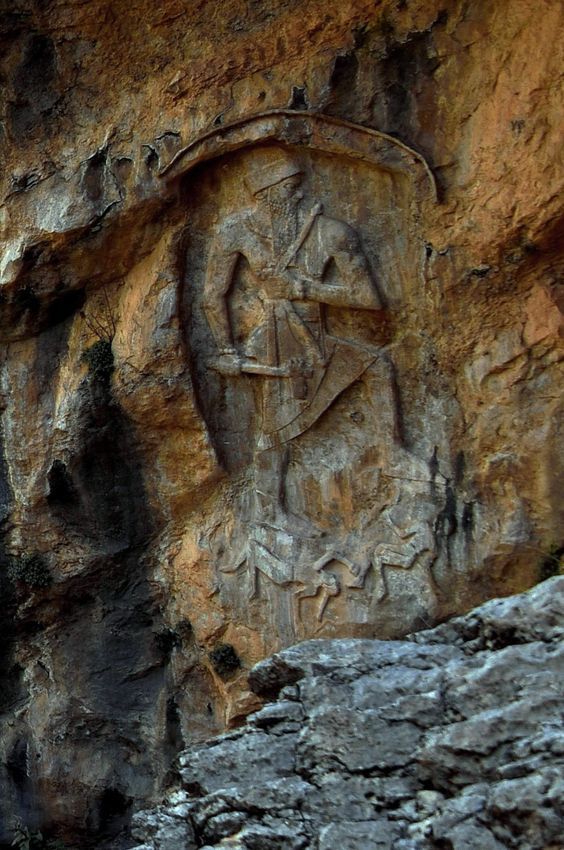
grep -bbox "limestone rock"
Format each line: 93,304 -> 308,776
130,578 -> 564,850
0,0 -> 562,843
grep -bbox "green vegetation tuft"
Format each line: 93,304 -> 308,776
538,544 -> 563,583
11,822 -> 73,850
209,643 -> 241,679
7,554 -> 52,589
81,339 -> 114,378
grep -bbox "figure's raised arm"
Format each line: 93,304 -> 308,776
304,220 -> 382,311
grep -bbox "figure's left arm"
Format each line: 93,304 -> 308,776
304,223 -> 382,310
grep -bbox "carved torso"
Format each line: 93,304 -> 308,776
205,205 -> 380,445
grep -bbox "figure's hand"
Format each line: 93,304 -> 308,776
287,357 -> 313,378
259,267 -> 306,300
211,351 -> 242,376
289,279 -> 307,300
267,273 -> 297,299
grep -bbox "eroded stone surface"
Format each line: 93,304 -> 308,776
130,578 -> 564,850
0,0 -> 563,843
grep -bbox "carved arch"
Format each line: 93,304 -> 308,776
159,109 -> 436,203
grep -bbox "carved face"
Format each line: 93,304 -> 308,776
271,174 -> 303,201
260,174 -> 303,216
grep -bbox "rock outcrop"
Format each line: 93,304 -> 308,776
1,0 -> 563,843
131,577 -> 564,850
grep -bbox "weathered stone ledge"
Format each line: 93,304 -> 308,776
129,576 -> 564,850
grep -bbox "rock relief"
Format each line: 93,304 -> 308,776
177,114 -> 441,631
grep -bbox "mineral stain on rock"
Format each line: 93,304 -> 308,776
8,33 -> 59,139
0,0 -> 562,845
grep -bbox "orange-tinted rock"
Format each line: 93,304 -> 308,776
0,0 -> 562,844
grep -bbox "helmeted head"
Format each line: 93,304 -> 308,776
244,146 -> 303,197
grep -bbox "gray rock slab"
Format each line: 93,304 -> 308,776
130,579 -> 564,850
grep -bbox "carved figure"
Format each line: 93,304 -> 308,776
289,494 -> 437,620
202,146 -> 386,608
203,146 -> 382,449
372,497 -> 438,600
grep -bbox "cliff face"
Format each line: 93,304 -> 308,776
0,0 -> 562,845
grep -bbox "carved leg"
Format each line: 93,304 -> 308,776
313,550 -> 370,591
252,445 -> 284,525
295,573 -> 340,622
312,551 -> 337,573
346,555 -> 371,588
372,544 -> 435,604
372,562 -> 389,604
370,545 -> 397,603
317,575 -> 340,622
249,561 -> 259,600
253,446 -> 320,538
419,549 -> 440,598
245,538 -> 260,599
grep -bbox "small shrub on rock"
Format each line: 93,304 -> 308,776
538,544 -> 563,582
209,643 -> 241,679
154,628 -> 181,659
8,554 -> 52,589
82,339 -> 114,378
11,822 -> 44,850
11,822 -> 70,850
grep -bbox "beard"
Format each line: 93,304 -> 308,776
266,192 -> 300,255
